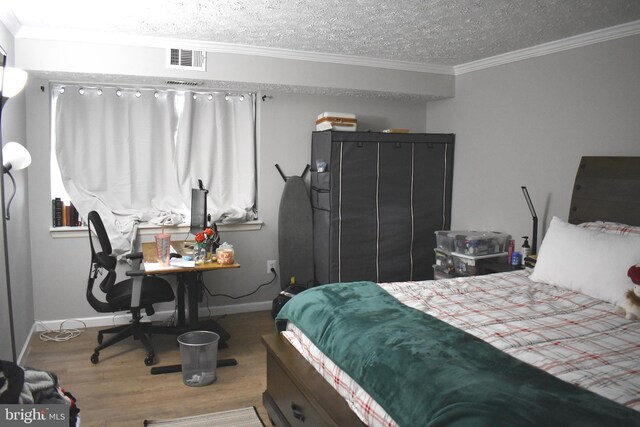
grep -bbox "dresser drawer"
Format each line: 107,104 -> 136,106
262,334 -> 366,427
267,353 -> 325,426
263,390 -> 291,427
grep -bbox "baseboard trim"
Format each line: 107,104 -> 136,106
33,301 -> 273,332
17,322 -> 38,365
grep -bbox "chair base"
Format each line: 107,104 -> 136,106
90,313 -> 179,366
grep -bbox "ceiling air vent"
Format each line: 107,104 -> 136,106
168,48 -> 206,71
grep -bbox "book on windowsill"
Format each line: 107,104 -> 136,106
52,198 -> 63,227
51,199 -> 82,227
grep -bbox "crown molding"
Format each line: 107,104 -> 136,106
11,18 -> 640,78
15,25 -> 455,75
0,7 -> 21,36
455,19 -> 640,75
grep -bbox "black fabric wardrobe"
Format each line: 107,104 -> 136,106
311,131 -> 455,284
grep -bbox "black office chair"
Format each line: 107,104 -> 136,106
87,210 -> 175,366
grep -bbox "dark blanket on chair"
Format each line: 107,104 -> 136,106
276,281 -> 640,427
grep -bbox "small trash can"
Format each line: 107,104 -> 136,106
177,331 -> 219,387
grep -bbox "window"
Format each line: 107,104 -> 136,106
50,84 -> 257,252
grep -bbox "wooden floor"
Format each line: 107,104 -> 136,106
23,311 -> 276,427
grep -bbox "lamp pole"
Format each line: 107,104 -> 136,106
0,50 -> 17,362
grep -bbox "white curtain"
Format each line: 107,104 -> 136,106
174,92 -> 256,222
52,85 -> 256,254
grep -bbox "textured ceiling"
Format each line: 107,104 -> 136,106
6,0 -> 640,66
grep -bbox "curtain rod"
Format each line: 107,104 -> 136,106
50,82 -> 255,98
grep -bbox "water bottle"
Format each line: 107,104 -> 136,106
511,251 -> 521,266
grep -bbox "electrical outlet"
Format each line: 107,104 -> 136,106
267,260 -> 277,274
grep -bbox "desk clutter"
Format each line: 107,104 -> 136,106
216,243 -> 235,265
145,241 -> 235,271
148,224 -> 235,270
192,225 -> 221,264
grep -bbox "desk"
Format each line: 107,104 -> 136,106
141,241 -> 240,345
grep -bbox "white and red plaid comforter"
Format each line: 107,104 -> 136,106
282,270 -> 640,427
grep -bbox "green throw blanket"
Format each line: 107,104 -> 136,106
276,281 -> 640,427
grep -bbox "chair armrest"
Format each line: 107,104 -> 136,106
126,269 -> 145,277
125,252 -> 144,260
126,253 -> 143,277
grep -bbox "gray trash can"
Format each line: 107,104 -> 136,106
177,331 -> 219,387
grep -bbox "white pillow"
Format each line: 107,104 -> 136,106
530,216 -> 640,306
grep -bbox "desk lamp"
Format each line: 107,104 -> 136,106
521,186 -> 538,255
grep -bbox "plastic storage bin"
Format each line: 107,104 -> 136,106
435,231 -> 461,252
433,266 -> 456,280
457,232 -> 510,255
178,331 -> 219,387
435,230 -> 510,256
434,249 -> 454,274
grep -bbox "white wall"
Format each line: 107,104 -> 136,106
426,34 -> 640,249
26,81 -> 427,322
0,21 -> 32,361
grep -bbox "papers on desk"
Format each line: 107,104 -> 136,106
144,257 -> 195,272
170,258 -> 195,268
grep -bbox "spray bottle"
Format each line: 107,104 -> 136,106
521,236 -> 531,265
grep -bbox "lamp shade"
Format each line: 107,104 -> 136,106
2,142 -> 31,172
0,67 -> 28,98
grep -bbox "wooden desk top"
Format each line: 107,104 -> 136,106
141,241 -> 240,274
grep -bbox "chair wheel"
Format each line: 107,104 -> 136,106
144,353 -> 155,366
91,352 -> 100,364
97,333 -> 103,344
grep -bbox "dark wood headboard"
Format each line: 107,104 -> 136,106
568,156 -> 640,226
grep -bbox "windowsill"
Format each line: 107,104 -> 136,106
50,220 -> 264,238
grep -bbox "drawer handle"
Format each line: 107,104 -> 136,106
291,403 -> 306,422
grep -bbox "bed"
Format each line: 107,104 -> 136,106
262,156 -> 640,426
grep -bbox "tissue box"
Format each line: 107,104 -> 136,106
316,112 -> 357,131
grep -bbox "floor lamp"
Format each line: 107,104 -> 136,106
0,50 -> 29,362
